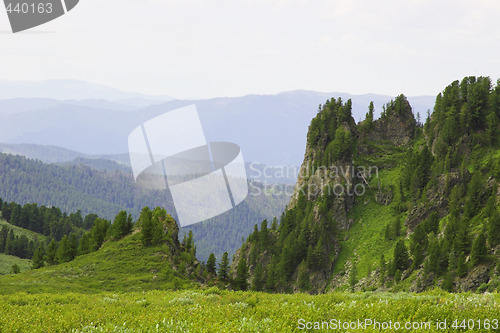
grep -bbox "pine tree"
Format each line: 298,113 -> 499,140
57,235 -> 71,263
69,233 -> 78,261
271,217 -> 278,231
90,218 -> 110,251
410,224 -> 427,269
0,226 -> 8,253
45,239 -> 58,265
426,238 -> 440,274
456,252 -> 467,277
260,219 -> 269,249
4,229 -> 15,255
78,233 -> 91,255
140,207 -> 154,246
110,210 -> 133,240
265,262 -> 276,292
32,245 -> 45,269
218,252 -> 230,282
488,210 -> 500,247
470,231 -> 487,266
234,257 -> 249,291
206,253 -> 216,275
251,263 -> 265,291
297,264 -> 310,291
393,240 -> 409,271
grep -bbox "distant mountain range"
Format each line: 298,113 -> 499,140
0,81 -> 435,167
0,79 -> 172,105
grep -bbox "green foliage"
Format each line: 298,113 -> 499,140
410,224 -> 427,269
251,263 -> 265,291
206,253 -> 216,275
0,291 -> 497,332
31,245 -> 44,269
217,252 -> 230,282
393,240 -> 409,271
45,239 -> 58,265
10,264 -> 20,274
470,231 -> 488,266
109,210 -> 133,240
0,153 -> 168,221
234,257 -> 249,291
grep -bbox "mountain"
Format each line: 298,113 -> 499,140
232,76 -> 500,293
0,153 -> 289,262
0,79 -> 172,103
0,89 -> 434,166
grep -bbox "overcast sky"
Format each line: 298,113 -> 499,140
1,0 -> 499,99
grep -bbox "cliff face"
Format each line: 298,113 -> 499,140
230,96 -> 419,293
231,80 -> 500,294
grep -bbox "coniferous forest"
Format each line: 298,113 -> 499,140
0,77 -> 499,331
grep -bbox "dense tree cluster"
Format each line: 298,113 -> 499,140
308,98 -> 357,167
235,76 -> 500,293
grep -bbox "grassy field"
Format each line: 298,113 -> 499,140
0,289 -> 498,332
0,253 -> 31,274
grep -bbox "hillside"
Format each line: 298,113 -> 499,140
0,223 -> 198,294
232,76 -> 500,294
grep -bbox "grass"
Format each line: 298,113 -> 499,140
0,289 -> 498,332
0,253 -> 31,274
332,166 -> 407,285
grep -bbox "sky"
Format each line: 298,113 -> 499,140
1,0 -> 499,99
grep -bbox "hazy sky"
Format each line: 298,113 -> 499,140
1,0 -> 499,99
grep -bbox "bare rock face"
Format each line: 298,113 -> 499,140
361,98 -> 417,147
458,265 -> 491,292
404,170 -> 469,231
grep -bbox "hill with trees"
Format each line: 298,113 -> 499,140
231,76 -> 500,293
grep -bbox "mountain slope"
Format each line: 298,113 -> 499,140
232,77 -> 500,294
0,229 -> 198,294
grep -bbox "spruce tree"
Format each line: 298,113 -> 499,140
69,233 -> 78,261
488,210 -> 500,247
32,245 -> 45,269
252,263 -> 264,291
45,239 -> 58,265
140,207 -> 154,246
206,253 -> 216,275
456,252 -> 467,277
110,210 -> 133,240
57,235 -> 71,263
393,240 -> 409,271
4,229 -> 15,255
470,232 -> 487,266
218,252 -> 230,282
234,257 -> 249,291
